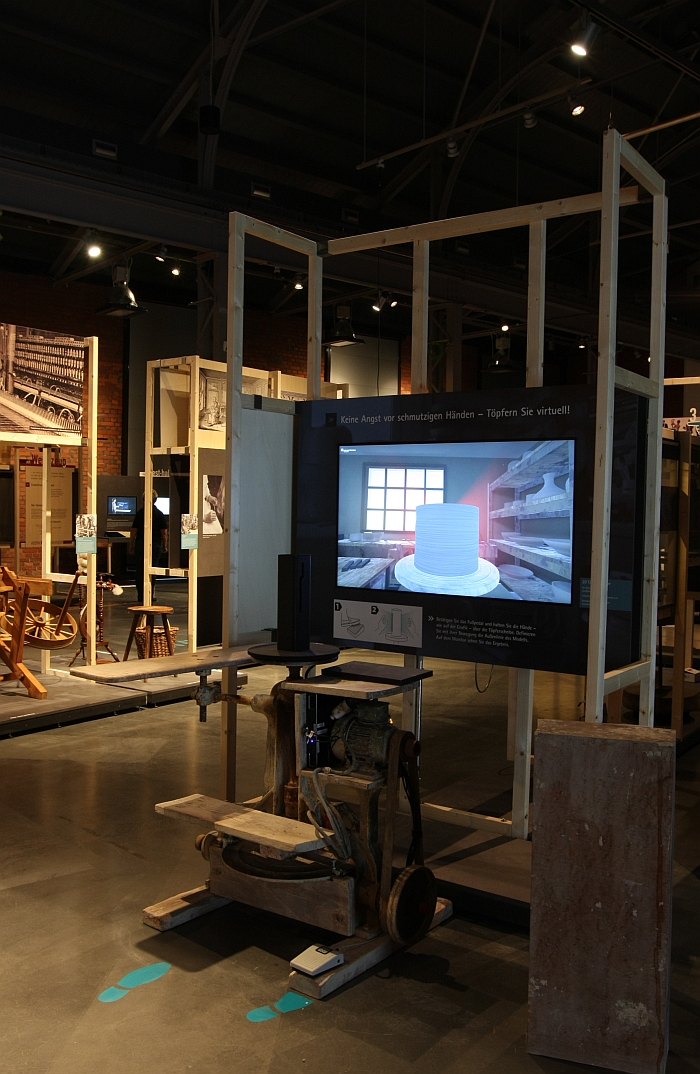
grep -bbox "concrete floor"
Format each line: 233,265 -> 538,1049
2,646 -> 700,1074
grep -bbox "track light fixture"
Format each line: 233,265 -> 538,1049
155,245 -> 167,262
569,95 -> 585,117
489,335 -> 514,373
294,274 -> 305,290
87,243 -> 102,258
171,261 -> 181,276
523,110 -> 537,129
325,305 -> 365,347
446,139 -> 459,158
97,264 -> 146,318
372,293 -> 386,312
501,324 -> 509,333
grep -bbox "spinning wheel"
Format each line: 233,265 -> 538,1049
1,599 -> 77,650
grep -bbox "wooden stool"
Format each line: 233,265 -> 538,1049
123,605 -> 175,661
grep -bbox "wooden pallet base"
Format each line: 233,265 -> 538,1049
142,883 -> 231,931
287,896 -> 454,1000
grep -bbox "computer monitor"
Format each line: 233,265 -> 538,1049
154,496 -> 170,516
107,495 -> 136,516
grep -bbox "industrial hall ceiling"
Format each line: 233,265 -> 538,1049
0,0 -> 699,366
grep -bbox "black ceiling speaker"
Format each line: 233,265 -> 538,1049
199,105 -> 220,135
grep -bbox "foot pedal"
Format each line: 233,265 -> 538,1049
290,945 -> 345,977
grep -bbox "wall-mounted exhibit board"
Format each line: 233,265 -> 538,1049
295,385 -> 647,677
145,355 -> 293,649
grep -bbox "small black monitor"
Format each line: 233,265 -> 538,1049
107,495 -> 137,516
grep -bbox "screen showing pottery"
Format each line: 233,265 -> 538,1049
337,440 -> 574,602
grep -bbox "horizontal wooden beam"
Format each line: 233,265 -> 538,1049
614,365 -> 660,399
327,188 -> 640,255
664,376 -> 700,385
603,659 -> 651,696
620,139 -> 665,199
239,213 -> 317,256
400,798 -> 513,836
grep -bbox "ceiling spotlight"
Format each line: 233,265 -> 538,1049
390,295 -> 398,308
523,110 -> 537,129
171,261 -> 181,276
569,96 -> 585,117
155,245 -> 167,262
373,291 -> 389,312
87,243 -> 102,258
446,139 -> 459,158
501,324 -> 509,333
489,335 -> 514,372
294,274 -> 305,290
579,341 -> 586,349
96,265 -> 147,318
571,17 -> 598,58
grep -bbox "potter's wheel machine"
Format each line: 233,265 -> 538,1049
148,556 -> 450,998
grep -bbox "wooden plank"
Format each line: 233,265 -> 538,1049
528,720 -> 674,1073
288,897 -> 453,999
326,187 -> 639,255
142,884 -> 231,931
284,678 -> 415,700
614,365 -> 659,400
406,799 -> 512,836
155,793 -> 249,825
526,219 -> 546,387
241,213 -> 317,256
69,645 -> 255,683
214,810 -> 331,852
511,666 -> 533,839
208,845 -> 354,933
603,659 -> 651,695
620,138 -> 665,199
585,129 -> 621,724
411,239 -> 429,394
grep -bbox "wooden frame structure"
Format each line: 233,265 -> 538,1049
223,212 -> 323,799
322,128 -> 667,840
144,353 -> 229,653
3,336 -> 98,670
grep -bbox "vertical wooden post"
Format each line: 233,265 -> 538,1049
585,129 -> 621,723
507,219 -> 546,822
221,211 -> 245,801
638,186 -> 667,728
411,240 -> 429,394
40,445 -> 51,675
144,359 -> 154,613
86,336 -> 98,666
307,253 -> 323,400
511,666 -> 534,839
188,356 -> 198,654
13,447 -> 20,573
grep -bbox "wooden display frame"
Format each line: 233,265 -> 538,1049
144,354 -> 228,653
321,128 -> 666,841
2,336 -> 98,670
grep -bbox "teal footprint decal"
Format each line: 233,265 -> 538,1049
98,962 -> 171,1003
246,992 -> 313,1022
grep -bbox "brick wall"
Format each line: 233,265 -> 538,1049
0,269 -> 124,475
242,309 -> 309,377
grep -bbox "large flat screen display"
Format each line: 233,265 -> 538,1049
337,440 -> 574,603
